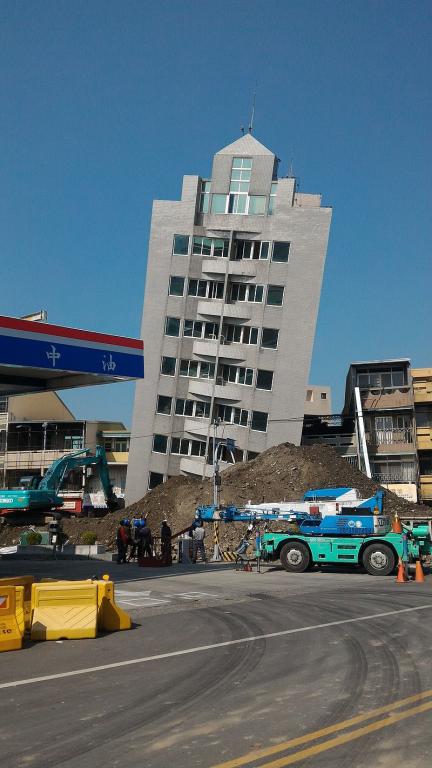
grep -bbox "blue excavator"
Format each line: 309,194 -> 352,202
0,446 -> 118,521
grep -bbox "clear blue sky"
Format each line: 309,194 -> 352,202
1,0 -> 431,426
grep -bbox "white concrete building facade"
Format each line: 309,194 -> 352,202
126,134 -> 332,503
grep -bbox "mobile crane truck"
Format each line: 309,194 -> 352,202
0,446 -> 118,524
195,488 -> 432,576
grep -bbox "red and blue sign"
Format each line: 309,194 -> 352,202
0,316 -> 144,380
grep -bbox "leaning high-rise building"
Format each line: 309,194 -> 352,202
126,134 -> 332,504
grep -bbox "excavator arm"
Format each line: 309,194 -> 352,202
38,446 -> 118,509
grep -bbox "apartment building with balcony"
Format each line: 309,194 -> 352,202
343,359 -> 419,501
412,368 -> 432,505
126,133 -> 332,503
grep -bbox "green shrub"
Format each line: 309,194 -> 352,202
27,531 -> 42,545
81,531 -> 97,545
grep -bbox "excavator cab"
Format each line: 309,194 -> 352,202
16,475 -> 42,491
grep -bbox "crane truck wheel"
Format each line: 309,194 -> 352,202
280,541 -> 311,573
362,543 -> 395,576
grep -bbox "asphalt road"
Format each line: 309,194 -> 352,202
1,559 -> 432,768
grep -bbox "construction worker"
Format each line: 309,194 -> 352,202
128,516 -> 143,561
192,522 -> 206,564
116,519 -> 130,564
138,521 -> 153,558
160,520 -> 172,565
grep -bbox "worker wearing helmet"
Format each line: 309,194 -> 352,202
116,519 -> 131,564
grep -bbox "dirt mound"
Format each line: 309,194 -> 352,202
1,443 -> 429,552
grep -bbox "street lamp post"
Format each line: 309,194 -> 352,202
42,422 -> 48,477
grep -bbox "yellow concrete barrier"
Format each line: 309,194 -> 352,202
0,586 -> 24,652
31,583 -> 98,641
0,576 -> 34,631
36,577 -> 131,633
96,580 -> 131,632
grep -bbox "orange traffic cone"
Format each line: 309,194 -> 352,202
392,514 -> 403,534
396,557 -> 408,583
415,560 -> 425,583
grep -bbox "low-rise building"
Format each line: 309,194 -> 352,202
302,359 -> 420,503
304,385 -> 332,416
0,392 -> 130,512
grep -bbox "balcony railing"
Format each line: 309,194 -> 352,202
366,428 -> 414,446
372,470 -> 418,484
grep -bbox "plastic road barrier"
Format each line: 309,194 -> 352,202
34,577 -> 131,634
0,576 -> 34,631
31,583 -> 98,641
0,586 -> 24,652
96,579 -> 131,631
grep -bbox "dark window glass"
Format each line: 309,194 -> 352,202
184,320 -> 194,337
256,369 -> 273,390
190,440 -> 201,457
165,317 -> 180,336
179,360 -> 189,376
250,327 -> 259,344
247,451 -> 259,461
184,400 -> 194,416
153,434 -> 168,453
161,356 -> 176,376
260,242 -> 269,259
261,328 -> 279,349
148,472 -> 164,490
169,276 -> 185,296
188,279 -> 198,296
251,411 -> 268,432
173,234 -> 189,255
202,238 -> 212,255
255,285 -> 263,302
392,370 -> 405,387
190,361 -> 199,377
197,280 -> 207,297
245,369 -> 253,385
156,395 -> 172,415
204,322 -> 218,339
175,399 -> 184,415
272,242 -> 290,262
267,285 -> 284,306
171,437 -> 180,453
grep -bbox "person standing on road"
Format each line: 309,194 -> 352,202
116,519 -> 130,564
138,521 -> 153,558
160,520 -> 172,565
192,523 -> 206,564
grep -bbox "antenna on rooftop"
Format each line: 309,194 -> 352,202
240,125 -> 245,135
248,81 -> 258,134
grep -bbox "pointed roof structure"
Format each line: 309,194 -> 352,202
216,134 -> 274,157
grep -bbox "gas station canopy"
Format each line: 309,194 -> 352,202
0,315 -> 144,396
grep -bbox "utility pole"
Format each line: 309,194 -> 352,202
213,418 -> 221,507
